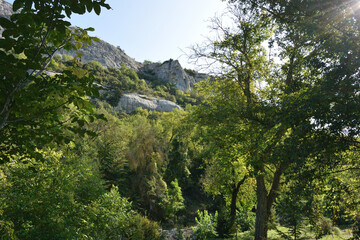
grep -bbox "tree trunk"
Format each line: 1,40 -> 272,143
230,175 -> 248,224
254,174 -> 269,240
254,166 -> 283,240
230,183 -> 238,222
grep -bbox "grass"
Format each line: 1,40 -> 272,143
233,226 -> 353,240
320,229 -> 352,240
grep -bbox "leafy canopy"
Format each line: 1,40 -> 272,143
0,0 -> 110,162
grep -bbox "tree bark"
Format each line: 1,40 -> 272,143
254,173 -> 269,240
230,175 -> 248,223
254,166 -> 283,240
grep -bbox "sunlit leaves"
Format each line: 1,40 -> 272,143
0,0 -> 111,161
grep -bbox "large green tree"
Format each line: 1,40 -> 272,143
192,1 -> 360,239
0,0 -> 110,162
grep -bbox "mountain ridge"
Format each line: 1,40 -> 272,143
60,39 -> 143,71
0,0 -> 208,92
0,0 -> 209,112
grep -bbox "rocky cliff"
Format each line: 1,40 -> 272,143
0,0 -> 206,113
115,93 -> 182,113
0,0 -> 11,18
140,59 -> 209,92
0,0 -> 142,70
0,0 -> 209,92
61,40 -> 209,92
60,40 -> 143,71
0,0 -> 12,35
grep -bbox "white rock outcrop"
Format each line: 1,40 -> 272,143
115,93 -> 182,113
140,59 -> 209,92
0,0 -> 13,36
0,0 -> 11,18
60,40 -> 142,70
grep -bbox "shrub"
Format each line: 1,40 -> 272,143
184,68 -> 197,77
83,186 -> 134,239
0,152 -> 87,239
0,152 -> 159,240
215,210 -> 235,238
163,179 -> 185,221
236,207 -> 256,232
352,215 -> 360,240
0,220 -> 16,240
313,216 -> 333,239
128,215 -> 161,240
192,210 -> 218,240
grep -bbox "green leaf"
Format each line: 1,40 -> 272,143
24,0 -> 32,10
85,1 -> 93,12
84,27 -> 95,32
12,0 -> 24,11
78,4 -> 86,14
0,17 -> 15,29
93,4 -> 101,15
65,7 -> 72,18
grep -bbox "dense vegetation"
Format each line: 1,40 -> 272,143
1,0 -> 360,239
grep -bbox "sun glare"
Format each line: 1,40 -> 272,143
352,0 -> 360,13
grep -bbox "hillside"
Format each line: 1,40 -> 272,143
0,0 -> 209,113
59,39 -> 143,70
0,0 -> 208,90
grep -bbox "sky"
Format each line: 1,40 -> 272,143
7,0 -> 228,69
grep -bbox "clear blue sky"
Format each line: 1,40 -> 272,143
7,0 -> 227,68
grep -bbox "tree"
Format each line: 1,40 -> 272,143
125,110 -> 188,222
0,0 -> 110,162
191,1 -> 360,239
0,150 -> 161,239
0,149 -> 103,239
190,79 -> 254,235
191,7 -> 289,237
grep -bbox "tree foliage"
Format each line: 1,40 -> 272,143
0,150 -> 161,239
0,0 -> 110,162
191,1 -> 360,239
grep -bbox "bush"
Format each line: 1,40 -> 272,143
0,152 -> 160,240
84,186 -> 161,239
0,152 -> 87,239
83,186 -> 134,239
352,215 -> 360,240
236,207 -> 256,232
216,210 -> 235,238
163,179 -> 185,221
0,220 -> 16,240
128,215 -> 161,240
314,216 -> 333,239
184,68 -> 197,77
192,210 -> 218,240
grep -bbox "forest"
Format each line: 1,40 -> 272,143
0,0 -> 360,239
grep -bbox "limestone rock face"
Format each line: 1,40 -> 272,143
0,0 -> 13,36
115,93 -> 182,113
140,59 -> 209,92
0,0 -> 209,94
0,0 -> 141,70
0,0 -> 11,18
60,40 -> 142,70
